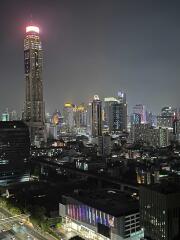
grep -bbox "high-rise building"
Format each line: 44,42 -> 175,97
0,121 -> 30,186
140,183 -> 180,240
173,119 -> 180,142
109,102 -> 127,133
161,106 -> 177,117
117,91 -> 126,104
131,124 -> 170,147
63,102 -> 75,132
98,133 -> 111,156
73,104 -> 87,129
91,95 -> 102,137
86,102 -> 92,136
23,25 -> 46,145
1,112 -> 9,122
157,106 -> 176,129
133,104 -> 147,124
104,92 -> 127,133
131,113 -> 141,125
104,97 -> 118,127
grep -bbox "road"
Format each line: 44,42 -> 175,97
0,207 -> 62,240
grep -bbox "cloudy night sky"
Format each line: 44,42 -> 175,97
0,0 -> 180,114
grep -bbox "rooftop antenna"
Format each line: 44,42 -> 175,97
30,14 -> 33,25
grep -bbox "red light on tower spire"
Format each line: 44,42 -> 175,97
26,26 -> 39,34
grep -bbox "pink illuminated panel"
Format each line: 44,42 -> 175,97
26,26 -> 39,34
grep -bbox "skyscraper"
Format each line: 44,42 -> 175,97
91,95 -> 102,137
108,92 -> 127,133
104,97 -> 118,128
63,102 -> 75,132
157,106 -> 176,129
109,102 -> 127,133
133,104 -> 147,124
24,26 -> 46,145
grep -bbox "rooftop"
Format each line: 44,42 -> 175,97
63,189 -> 139,217
142,181 -> 180,195
0,121 -> 28,129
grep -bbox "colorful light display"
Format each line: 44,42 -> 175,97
67,203 -> 115,227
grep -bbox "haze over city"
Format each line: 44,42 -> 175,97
0,0 -> 180,114
1,1 -> 180,240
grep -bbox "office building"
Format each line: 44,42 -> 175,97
157,106 -> 176,129
173,119 -> 180,142
91,95 -> 102,137
73,104 -> 87,129
104,97 -> 118,128
23,25 -> 46,145
140,183 -> 180,240
1,113 -> 9,122
117,91 -> 126,104
131,113 -> 141,125
63,102 -> 75,132
161,106 -> 176,117
98,133 -> 111,156
149,127 -> 170,147
130,124 -> 151,144
109,102 -> 127,133
131,124 -> 170,147
0,121 -> 30,186
133,104 -> 147,124
60,190 -> 143,240
157,116 -> 174,129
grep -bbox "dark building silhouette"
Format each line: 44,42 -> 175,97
91,95 -> 102,137
140,183 -> 180,240
0,121 -> 30,186
109,102 -> 127,133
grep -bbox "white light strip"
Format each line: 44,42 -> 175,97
26,26 -> 39,34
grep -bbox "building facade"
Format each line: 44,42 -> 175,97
0,121 -> 30,186
131,124 -> 170,147
109,102 -> 127,133
104,97 -> 118,128
24,25 -> 46,145
91,95 -> 102,137
140,183 -> 180,240
59,190 -> 143,240
63,102 -> 75,132
133,104 -> 146,124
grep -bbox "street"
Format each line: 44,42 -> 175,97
0,207 -> 61,240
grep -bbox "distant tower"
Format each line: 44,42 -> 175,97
63,103 -> 74,132
133,104 -> 147,124
91,95 -> 102,137
108,92 -> 127,133
24,25 -> 46,145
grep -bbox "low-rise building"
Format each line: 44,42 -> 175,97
59,190 -> 143,240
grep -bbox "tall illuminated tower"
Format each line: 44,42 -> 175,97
24,25 -> 46,145
91,95 -> 102,137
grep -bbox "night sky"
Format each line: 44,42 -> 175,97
0,0 -> 180,114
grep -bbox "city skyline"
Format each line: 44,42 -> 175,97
0,0 -> 180,114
